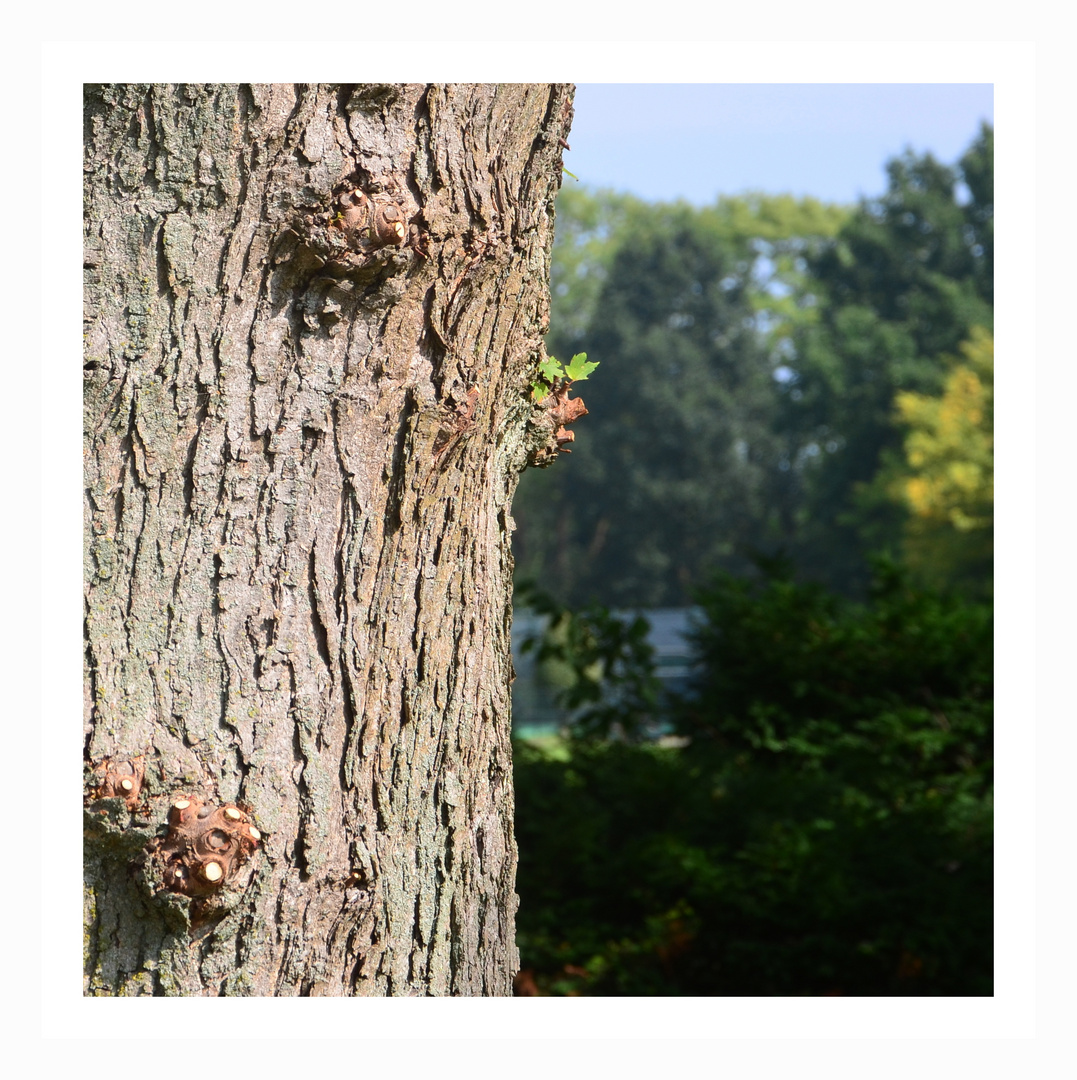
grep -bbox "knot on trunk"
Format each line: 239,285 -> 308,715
289,180 -> 429,280
526,380 -> 590,468
148,797 -> 262,898
87,755 -> 146,811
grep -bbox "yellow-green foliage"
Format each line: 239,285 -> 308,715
892,327 -> 993,591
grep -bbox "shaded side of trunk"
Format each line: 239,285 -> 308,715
83,82 -> 573,996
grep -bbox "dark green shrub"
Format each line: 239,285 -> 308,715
512,564 -> 992,995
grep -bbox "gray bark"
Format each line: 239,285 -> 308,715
83,82 -> 574,996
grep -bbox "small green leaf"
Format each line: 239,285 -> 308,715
562,167 -> 579,181
563,353 -> 599,382
531,382 -> 550,403
538,356 -> 564,383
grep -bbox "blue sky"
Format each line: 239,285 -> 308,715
563,84 -> 994,206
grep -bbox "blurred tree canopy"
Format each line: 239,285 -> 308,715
516,189 -> 847,606
515,124 -> 994,603
778,123 -> 994,593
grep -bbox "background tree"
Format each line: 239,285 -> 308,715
83,82 -> 573,996
778,123 -> 994,594
515,127 -> 993,607
885,327 -> 993,596
514,191 -> 845,607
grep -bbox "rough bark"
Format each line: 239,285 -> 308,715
83,82 -> 574,996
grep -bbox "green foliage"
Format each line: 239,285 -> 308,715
563,353 -> 599,382
530,352 -> 598,403
518,127 -> 994,606
513,120 -> 994,999
776,125 -> 994,595
513,565 -> 992,996
884,327 -> 993,596
518,194 -> 838,607
535,356 -> 564,384
546,186 -> 655,350
679,557 -> 991,750
958,124 -> 994,305
516,582 -> 662,740
546,186 -> 848,367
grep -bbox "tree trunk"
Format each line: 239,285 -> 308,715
83,82 -> 575,996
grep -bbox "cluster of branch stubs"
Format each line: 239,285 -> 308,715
151,798 -> 261,897
530,382 -> 589,467
306,183 -> 426,270
89,756 -> 146,810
